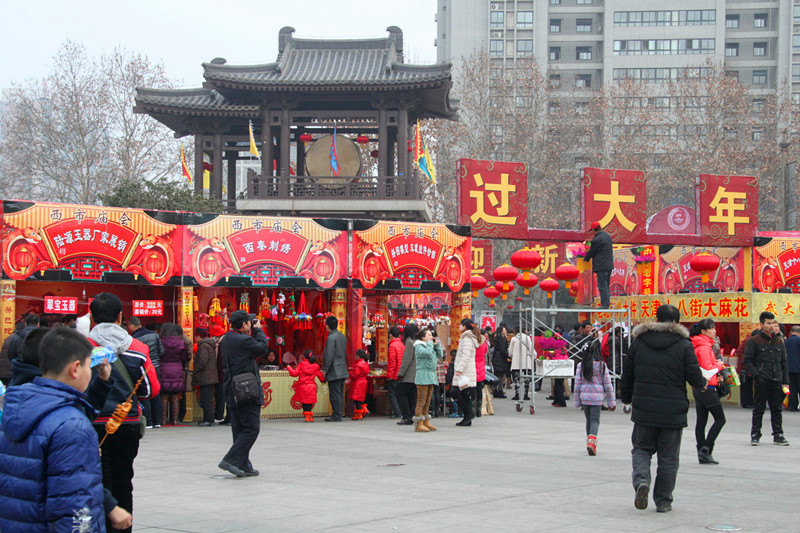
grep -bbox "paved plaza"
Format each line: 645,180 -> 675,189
133,396 -> 799,533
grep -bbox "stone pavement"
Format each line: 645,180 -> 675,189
133,395 -> 799,533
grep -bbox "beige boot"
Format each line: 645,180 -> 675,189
414,416 -> 429,432
422,414 -> 437,431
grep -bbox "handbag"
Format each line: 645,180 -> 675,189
231,372 -> 261,405
716,378 -> 730,398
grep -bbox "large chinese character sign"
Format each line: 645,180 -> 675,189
457,158 -> 528,239
698,174 -> 758,247
582,168 -> 647,243
2,201 -> 180,284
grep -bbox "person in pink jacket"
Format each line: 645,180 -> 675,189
474,331 -> 488,417
574,343 -> 616,456
287,350 -> 326,422
349,349 -> 370,420
690,319 -> 726,465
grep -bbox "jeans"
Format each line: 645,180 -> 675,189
583,404 -> 601,436
752,379 -> 785,438
631,424 -> 682,508
386,379 -> 402,417
94,424 -> 140,533
788,373 -> 800,411
222,402 -> 261,471
396,381 -> 417,421
596,269 -> 611,308
457,386 -> 476,421
199,384 -> 215,423
327,378 -> 345,420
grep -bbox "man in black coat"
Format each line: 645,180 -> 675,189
744,311 -> 790,446
583,221 -> 613,308
128,317 -> 164,428
322,315 -> 348,422
491,325 -> 510,398
218,310 -> 268,477
6,314 -> 39,361
621,304 -> 706,513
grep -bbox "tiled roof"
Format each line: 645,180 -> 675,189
135,88 -> 258,113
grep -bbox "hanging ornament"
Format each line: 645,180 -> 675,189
356,135 -> 369,145
239,292 -> 250,313
209,296 -> 222,317
299,133 -> 313,149
494,280 -> 515,300
539,278 -> 560,299
192,295 -> 199,312
484,286 -> 501,308
511,247 -> 542,280
690,252 -> 720,283
516,272 -> 538,295
470,275 -> 488,298
554,263 -> 580,289
493,264 -> 518,292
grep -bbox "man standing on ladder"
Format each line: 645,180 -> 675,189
583,221 -> 613,308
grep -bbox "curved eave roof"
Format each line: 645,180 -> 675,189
134,88 -> 259,116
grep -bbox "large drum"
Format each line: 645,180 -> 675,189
305,134 -> 362,184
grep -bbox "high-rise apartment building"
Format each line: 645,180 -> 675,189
437,0 -> 794,97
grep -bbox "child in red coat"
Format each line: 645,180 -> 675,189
349,349 -> 370,420
287,350 -> 325,422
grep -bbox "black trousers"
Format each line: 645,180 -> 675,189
752,379 -> 785,438
596,269 -> 611,308
94,424 -> 140,533
631,424 -> 682,508
475,380 -> 484,416
553,378 -> 566,406
222,402 -> 261,471
457,386 -> 476,422
198,384 -> 215,423
214,382 -> 226,420
788,373 -> 800,411
740,374 -> 755,407
396,381 -> 417,421
327,378 -> 345,420
386,379 -> 402,417
693,388 -> 726,449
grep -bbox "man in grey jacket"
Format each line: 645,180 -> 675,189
322,316 -> 348,422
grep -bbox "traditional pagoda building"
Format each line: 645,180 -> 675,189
134,26 -> 457,222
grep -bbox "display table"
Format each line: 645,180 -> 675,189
258,370 -> 331,419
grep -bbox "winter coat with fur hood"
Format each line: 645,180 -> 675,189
620,321 -> 706,428
454,330 -> 480,387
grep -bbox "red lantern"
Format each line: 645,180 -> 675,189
554,263 -> 580,289
494,280 -> 515,300
370,149 -> 379,158
493,264 -> 518,292
483,286 -> 500,308
516,272 -> 538,295
515,296 -> 523,302
540,278 -> 559,299
356,135 -> 370,145
689,252 -> 720,283
507,304 -> 514,310
299,133 -> 313,144
470,275 -> 487,298
407,140 -> 413,153
510,248 -> 542,280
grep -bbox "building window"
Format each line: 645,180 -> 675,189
793,65 -> 800,82
490,39 -> 504,57
550,0 -> 561,4
754,13 -> 767,28
576,19 -> 592,32
613,10 -> 716,27
516,39 -> 533,56
726,14 -> 739,29
548,101 -> 560,115
576,46 -> 592,60
726,70 -> 739,80
753,70 -> 767,85
752,129 -> 764,141
550,19 -> 561,33
577,0 -> 592,4
793,93 -> 800,105
794,35 -> 800,53
517,11 -> 533,28
517,96 -> 532,108
576,74 -> 591,88
752,99 -> 765,113
549,74 -> 561,88
795,6 -> 800,23
753,42 -> 767,57
725,43 -> 738,57
550,46 -> 561,61
490,11 -> 504,29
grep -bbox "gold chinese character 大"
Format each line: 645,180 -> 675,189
594,181 -> 636,231
469,173 -> 517,225
708,186 -> 749,236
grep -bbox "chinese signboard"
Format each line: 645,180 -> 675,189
753,237 -> 800,293
471,239 -> 494,279
659,246 -> 744,294
43,296 -> 78,314
183,215 -> 347,287
1,201 -> 181,285
582,168 -> 647,243
615,293 -> 800,324
526,242 -> 567,278
132,300 -> 164,317
457,158 -> 528,239
352,220 -> 470,291
1,281 -> 16,343
698,174 -> 758,247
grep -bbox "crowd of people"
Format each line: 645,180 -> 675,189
0,290 -> 797,528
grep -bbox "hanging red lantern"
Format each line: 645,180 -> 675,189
470,275 -> 487,298
493,264 -> 518,292
539,278 -> 560,299
299,133 -> 313,144
516,272 -> 538,295
370,149 -> 379,158
407,140 -> 413,153
494,280 -> 515,300
510,248 -> 542,280
507,304 -> 513,310
689,252 -> 720,283
554,263 -> 580,289
356,135 -> 369,145
515,296 -> 523,302
483,286 -> 501,308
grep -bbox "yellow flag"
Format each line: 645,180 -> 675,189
248,120 -> 259,157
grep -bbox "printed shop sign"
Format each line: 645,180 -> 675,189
132,300 -> 164,317
1,201 -> 181,285
43,296 -> 78,314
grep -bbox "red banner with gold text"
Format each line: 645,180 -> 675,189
457,158 -> 528,239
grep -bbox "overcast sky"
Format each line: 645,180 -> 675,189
0,0 -> 438,89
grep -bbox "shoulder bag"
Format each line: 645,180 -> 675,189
224,350 -> 261,406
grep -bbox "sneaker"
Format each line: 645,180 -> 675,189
656,504 -> 672,513
198,421 -> 214,427
145,425 -> 154,429
773,435 -> 790,446
634,484 -> 649,510
751,435 -> 760,446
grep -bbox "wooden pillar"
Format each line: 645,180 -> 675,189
194,136 -> 204,194
378,107 -> 387,177
212,133 -> 223,200
260,110 -> 272,178
297,127 -> 306,177
279,108 -> 290,196
398,108 -> 408,177
387,127 -> 396,177
346,283 -> 362,368
226,149 -> 237,205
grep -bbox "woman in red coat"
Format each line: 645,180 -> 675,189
349,349 -> 370,420
690,319 -> 726,464
287,350 -> 326,422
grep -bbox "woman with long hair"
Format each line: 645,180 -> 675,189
412,328 -> 444,432
690,318 -> 726,464
574,342 -> 616,455
159,323 -> 190,426
453,318 -> 482,427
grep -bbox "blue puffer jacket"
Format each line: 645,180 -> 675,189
0,377 -> 106,532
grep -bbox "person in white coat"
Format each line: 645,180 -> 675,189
454,318 -> 482,427
509,328 -> 534,400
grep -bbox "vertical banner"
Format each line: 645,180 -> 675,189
1,280 -> 16,344
375,294 -> 389,363
450,292 -> 471,354
178,287 -> 194,340
582,168 -> 647,243
698,174 -> 758,247
639,247 -> 657,295
471,239 -> 494,279
457,158 -> 528,239
331,289 -> 347,334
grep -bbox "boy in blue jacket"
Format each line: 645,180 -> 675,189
0,327 -> 130,532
